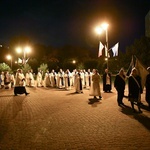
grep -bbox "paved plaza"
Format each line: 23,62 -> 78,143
0,85 -> 150,150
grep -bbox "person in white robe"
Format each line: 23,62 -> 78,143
71,69 -> 77,87
64,69 -> 72,90
50,69 -> 57,87
10,72 -> 15,88
75,69 -> 83,93
82,69 -> 87,88
25,70 -> 30,86
29,69 -> 35,87
36,69 -> 43,87
0,71 -> 4,89
89,69 -> 102,99
14,69 -> 29,96
85,69 -> 92,89
44,70 -> 51,87
57,69 -> 64,88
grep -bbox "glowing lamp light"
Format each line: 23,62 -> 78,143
101,23 -> 109,30
95,27 -> 103,34
6,55 -> 12,60
72,60 -> 76,64
16,47 -> 22,53
24,46 -> 31,53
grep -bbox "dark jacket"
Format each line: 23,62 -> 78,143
114,74 -> 125,91
146,73 -> 150,102
128,75 -> 143,99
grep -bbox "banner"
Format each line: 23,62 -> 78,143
135,58 -> 149,90
98,42 -> 104,57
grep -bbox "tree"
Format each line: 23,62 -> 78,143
21,64 -> 32,74
37,63 -> 48,79
125,36 -> 150,67
0,63 -> 11,72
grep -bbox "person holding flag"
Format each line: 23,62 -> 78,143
114,68 -> 126,106
128,68 -> 143,113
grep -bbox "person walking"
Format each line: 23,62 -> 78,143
57,69 -> 65,89
37,69 -> 43,87
89,69 -> 102,99
75,69 -> 83,93
128,68 -> 143,113
14,69 -> 30,96
145,67 -> 150,109
44,70 -> 51,87
114,68 -> 126,106
103,68 -> 112,93
64,69 -> 72,90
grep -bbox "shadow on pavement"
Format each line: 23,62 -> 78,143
120,105 -> 150,131
88,98 -> 102,107
0,96 -> 26,141
0,95 -> 14,97
66,92 -> 83,95
140,104 -> 150,111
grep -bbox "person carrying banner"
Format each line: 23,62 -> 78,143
128,68 -> 143,113
114,68 -> 126,106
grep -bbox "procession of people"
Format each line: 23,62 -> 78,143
0,67 -> 150,112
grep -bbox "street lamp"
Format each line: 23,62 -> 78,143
95,22 -> 109,69
72,60 -> 76,64
6,54 -> 12,69
16,46 -> 31,65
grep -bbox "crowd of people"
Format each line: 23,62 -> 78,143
0,67 -> 150,112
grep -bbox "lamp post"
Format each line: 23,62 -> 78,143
16,46 -> 31,65
6,54 -> 12,69
101,23 -> 109,69
95,22 -> 109,69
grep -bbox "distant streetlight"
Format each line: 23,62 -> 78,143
16,46 -> 31,65
6,54 -> 12,68
72,60 -> 76,64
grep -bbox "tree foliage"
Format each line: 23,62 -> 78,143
0,63 -> 11,72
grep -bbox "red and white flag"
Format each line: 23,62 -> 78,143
112,42 -> 119,57
98,42 -> 104,57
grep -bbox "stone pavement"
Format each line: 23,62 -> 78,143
0,85 -> 150,150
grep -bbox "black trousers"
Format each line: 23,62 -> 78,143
117,90 -> 124,104
14,86 -> 27,95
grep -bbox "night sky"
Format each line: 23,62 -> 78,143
0,0 -> 150,51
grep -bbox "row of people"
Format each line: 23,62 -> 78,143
0,68 -> 111,92
12,68 -> 93,95
35,69 -> 93,90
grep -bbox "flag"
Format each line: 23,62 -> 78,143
98,42 -> 104,57
105,45 -> 108,57
126,55 -> 135,76
25,58 -> 29,63
135,58 -> 149,90
112,42 -> 119,57
18,58 -> 22,64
